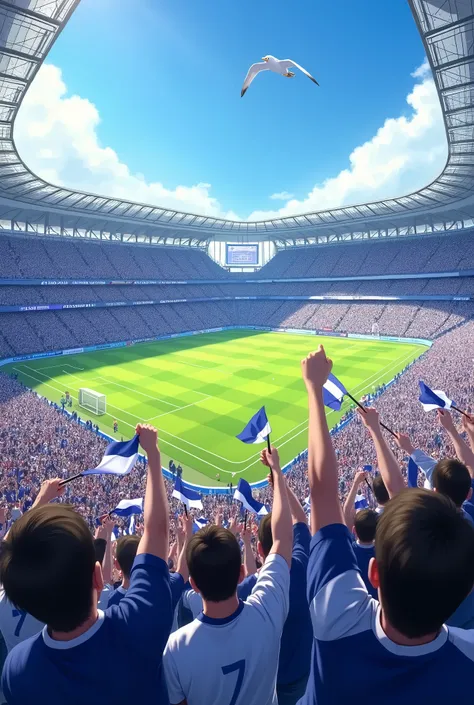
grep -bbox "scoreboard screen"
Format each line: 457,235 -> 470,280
226,244 -> 259,266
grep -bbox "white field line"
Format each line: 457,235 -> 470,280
15,343 -> 424,477
91,375 -> 181,408
145,394 -> 213,422
13,367 -> 139,431
153,345 -> 423,467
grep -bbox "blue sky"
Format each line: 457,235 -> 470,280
14,0 -> 447,220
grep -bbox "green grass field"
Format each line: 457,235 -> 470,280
4,330 -> 427,486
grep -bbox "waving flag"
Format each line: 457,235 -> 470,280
83,436 -> 139,477
237,407 -> 271,444
111,497 -> 143,517
193,517 -> 209,533
234,478 -> 268,516
363,465 -> 373,473
354,492 -> 368,510
322,374 -> 348,411
125,515 -> 136,535
173,477 -> 203,510
418,382 -> 453,412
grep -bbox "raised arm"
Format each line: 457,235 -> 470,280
101,518 -> 115,585
358,408 -> 405,498
301,346 -> 344,534
463,414 -> 474,454
260,446 -> 292,567
439,409 -> 474,479
136,424 -> 168,561
175,513 -> 193,582
286,478 -> 307,526
342,471 -> 367,529
242,524 -> 257,576
4,478 -> 64,540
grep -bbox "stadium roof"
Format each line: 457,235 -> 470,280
0,0 -> 473,247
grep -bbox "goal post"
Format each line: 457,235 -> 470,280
78,388 -> 106,416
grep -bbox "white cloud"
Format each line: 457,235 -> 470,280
411,58 -> 431,78
248,60 -> 446,221
270,191 -> 295,201
14,60 -> 446,223
14,64 -> 239,220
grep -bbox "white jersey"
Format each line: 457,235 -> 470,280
97,584 -> 113,610
164,553 -> 290,705
0,589 -> 44,652
182,588 -> 203,619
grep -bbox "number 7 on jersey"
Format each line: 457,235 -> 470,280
221,660 -> 245,705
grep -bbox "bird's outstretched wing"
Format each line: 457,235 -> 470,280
281,59 -> 319,86
241,62 -> 269,97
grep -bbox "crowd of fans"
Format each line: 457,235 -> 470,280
2,231 -> 474,282
0,235 -> 225,280
261,231 -> 474,278
0,297 -> 472,359
1,323 -> 474,703
1,319 -> 473,546
2,232 -> 474,702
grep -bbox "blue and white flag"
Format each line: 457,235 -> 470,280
407,457 -> 418,488
354,492 -> 368,510
111,497 -> 143,517
126,515 -> 136,535
236,407 -> 271,444
193,517 -> 209,533
363,465 -> 373,473
173,477 -> 203,510
418,381 -> 453,412
322,374 -> 348,411
83,436 -> 139,477
233,478 -> 269,516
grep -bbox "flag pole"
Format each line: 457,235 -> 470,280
345,391 -> 397,439
452,404 -> 470,419
59,472 -> 83,487
184,505 -> 188,518
267,435 -> 271,453
244,510 -> 248,529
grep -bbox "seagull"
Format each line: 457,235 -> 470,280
241,55 -> 319,97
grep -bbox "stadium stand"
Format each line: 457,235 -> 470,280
3,0 -> 474,702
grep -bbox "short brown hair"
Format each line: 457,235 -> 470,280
0,505 -> 96,632
257,513 -> 273,558
432,458 -> 471,507
116,535 -> 140,579
186,525 -> 241,602
376,488 -> 474,638
354,509 -> 378,543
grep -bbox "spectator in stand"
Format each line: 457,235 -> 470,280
164,445 -> 293,705
239,472 -> 312,705
0,424 -> 174,705
342,470 -> 378,599
300,345 -> 474,704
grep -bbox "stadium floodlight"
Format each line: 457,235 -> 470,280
78,388 -> 106,416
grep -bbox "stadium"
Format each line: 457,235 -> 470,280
1,1 -> 474,704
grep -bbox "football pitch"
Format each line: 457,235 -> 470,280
5,329 -> 427,487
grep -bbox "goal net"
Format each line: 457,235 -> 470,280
78,388 -> 106,415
